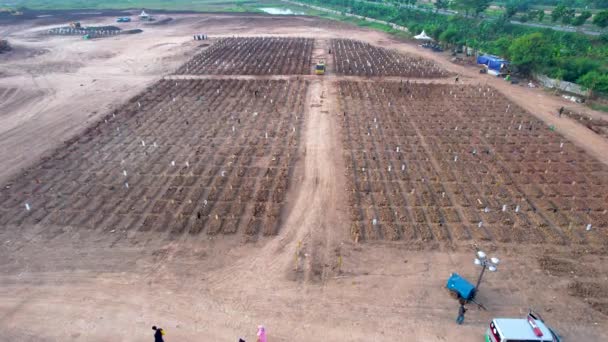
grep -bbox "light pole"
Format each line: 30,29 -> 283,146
474,250 -> 499,296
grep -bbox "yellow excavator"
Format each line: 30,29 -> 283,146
315,60 -> 325,75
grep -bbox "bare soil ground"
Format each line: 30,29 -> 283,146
1,12 -> 607,342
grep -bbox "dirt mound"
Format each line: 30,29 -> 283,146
568,281 -> 608,298
538,255 -> 579,276
568,281 -> 608,316
145,17 -> 173,25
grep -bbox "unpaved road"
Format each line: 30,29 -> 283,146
1,12 -> 607,342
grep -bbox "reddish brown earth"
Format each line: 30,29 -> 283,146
1,12 -> 607,342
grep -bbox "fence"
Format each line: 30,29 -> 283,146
534,73 -> 589,97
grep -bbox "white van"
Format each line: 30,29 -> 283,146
486,313 -> 560,342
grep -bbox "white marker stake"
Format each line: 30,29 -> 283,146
185,161 -> 189,168
123,170 -> 127,177
478,221 -> 483,228
171,161 -> 175,167
124,182 -> 129,189
502,205 -> 507,212
515,205 -> 520,213
484,207 -> 490,213
401,164 -> 406,171
25,203 -> 31,211
388,165 -> 391,172
153,142 -> 157,148
372,218 -> 378,226
141,140 -> 146,147
586,224 -> 592,231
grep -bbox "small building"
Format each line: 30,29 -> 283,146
139,10 -> 151,21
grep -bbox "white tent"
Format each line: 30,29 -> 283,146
414,30 -> 432,40
139,10 -> 149,18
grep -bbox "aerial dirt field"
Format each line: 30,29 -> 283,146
1,11 -> 608,342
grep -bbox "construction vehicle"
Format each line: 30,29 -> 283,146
315,60 -> 326,75
70,21 -> 81,29
82,34 -> 91,40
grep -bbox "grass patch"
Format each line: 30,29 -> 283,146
589,102 -> 608,113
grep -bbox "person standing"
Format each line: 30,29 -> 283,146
256,325 -> 267,342
456,303 -> 467,325
152,326 -> 165,342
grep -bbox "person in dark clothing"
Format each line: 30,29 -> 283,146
152,326 -> 165,342
558,106 -> 564,117
456,304 -> 467,325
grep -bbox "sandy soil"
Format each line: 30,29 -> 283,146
1,12 -> 607,342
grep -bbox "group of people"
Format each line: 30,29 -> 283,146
151,325 -> 267,342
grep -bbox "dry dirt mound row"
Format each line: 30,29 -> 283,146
0,78 -> 308,238
338,81 -> 608,244
331,39 -> 450,78
175,37 -> 314,75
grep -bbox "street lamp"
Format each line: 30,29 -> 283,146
474,250 -> 499,296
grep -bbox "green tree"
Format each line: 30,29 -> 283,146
538,10 -> 545,22
491,36 -> 512,56
508,32 -> 553,74
452,0 -> 488,17
593,10 -> 608,28
435,0 -> 449,13
473,0 -> 490,16
505,2 -> 518,18
572,10 -> 592,26
561,8 -> 576,24
578,71 -> 608,96
551,4 -> 566,22
440,28 -> 461,45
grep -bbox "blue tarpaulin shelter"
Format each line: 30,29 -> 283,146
477,55 -> 509,71
446,273 -> 476,300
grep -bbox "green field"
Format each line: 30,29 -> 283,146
5,0 -> 299,13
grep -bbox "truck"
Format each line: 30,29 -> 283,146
117,17 -> 131,23
315,60 -> 325,75
486,311 -> 561,342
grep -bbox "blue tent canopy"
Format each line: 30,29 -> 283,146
446,272 -> 476,300
477,55 -> 509,71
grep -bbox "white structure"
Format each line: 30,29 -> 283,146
139,10 -> 151,21
414,30 -> 432,40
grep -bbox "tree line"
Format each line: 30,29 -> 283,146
300,0 -> 608,94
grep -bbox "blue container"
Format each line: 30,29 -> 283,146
477,55 -> 509,71
446,272 -> 476,300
